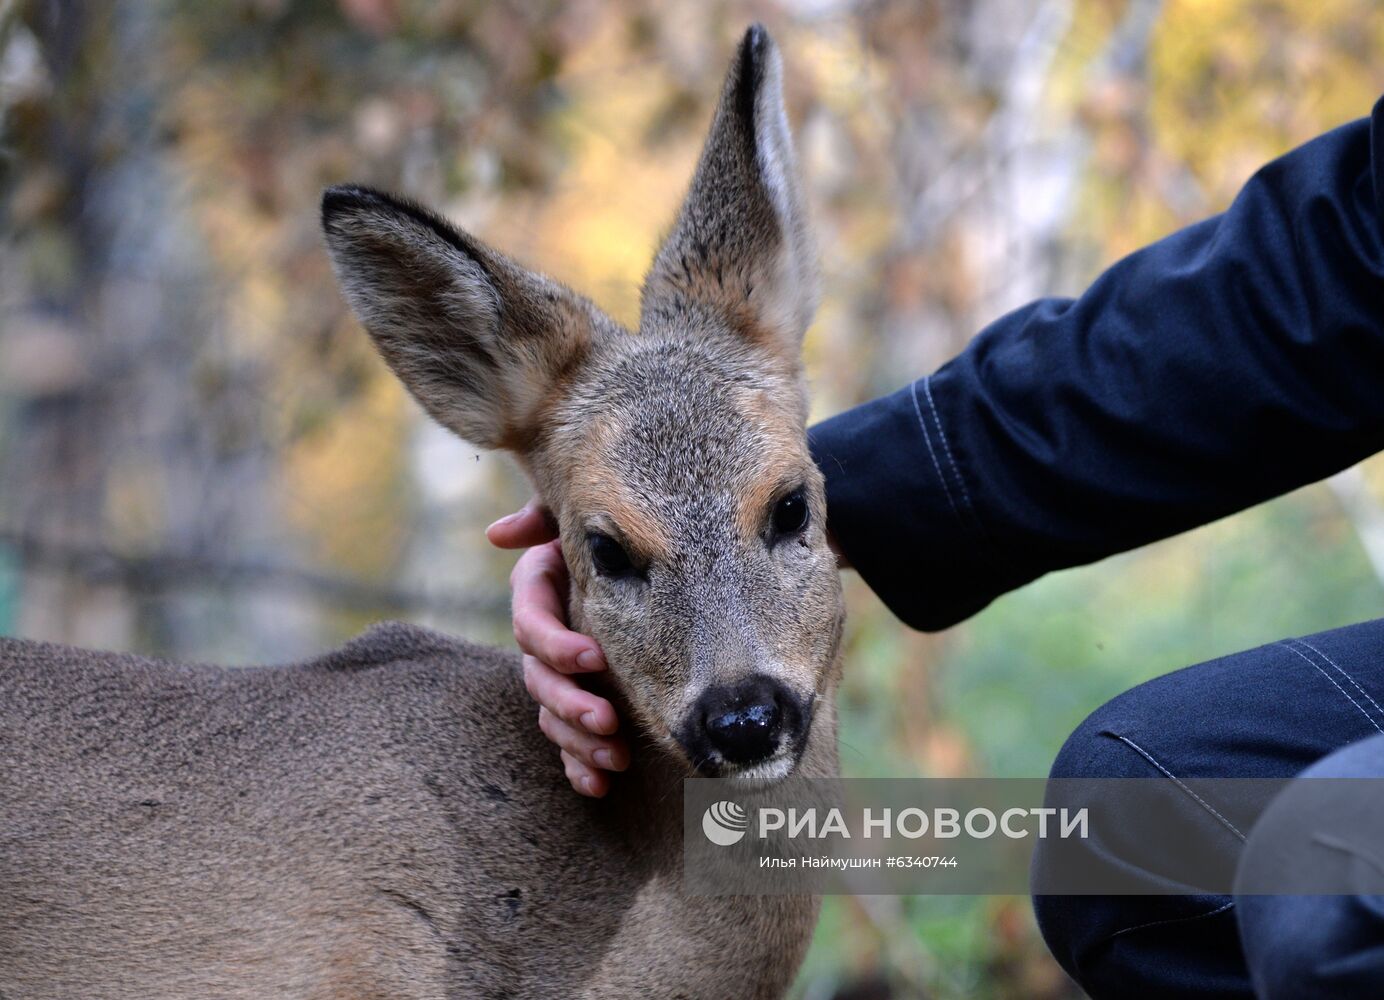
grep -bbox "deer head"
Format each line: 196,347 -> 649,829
322,25 -> 842,784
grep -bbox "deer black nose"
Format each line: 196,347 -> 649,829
697,676 -> 786,765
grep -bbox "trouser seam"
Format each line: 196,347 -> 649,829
1103,899 -> 1236,945
1283,638 -> 1384,731
1103,731 -> 1247,841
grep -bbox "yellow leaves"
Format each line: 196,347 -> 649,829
1150,0 -> 1384,205
484,12 -> 699,326
1049,0 -> 1125,111
1060,0 -> 1384,265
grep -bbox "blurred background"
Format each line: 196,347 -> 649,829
2,0 -> 1383,995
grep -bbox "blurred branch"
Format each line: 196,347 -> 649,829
0,528 -> 508,617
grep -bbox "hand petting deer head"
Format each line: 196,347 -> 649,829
323,25 -> 841,784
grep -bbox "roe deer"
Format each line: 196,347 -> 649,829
0,25 -> 843,999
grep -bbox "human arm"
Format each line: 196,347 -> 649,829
811,100 -> 1384,630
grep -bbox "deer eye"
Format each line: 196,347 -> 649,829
770,489 -> 810,539
589,533 -> 634,578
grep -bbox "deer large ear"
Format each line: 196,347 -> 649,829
322,186 -> 609,450
640,24 -> 817,362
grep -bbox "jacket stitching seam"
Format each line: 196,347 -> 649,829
909,378 -> 964,527
922,374 -> 979,520
917,374 -> 1020,580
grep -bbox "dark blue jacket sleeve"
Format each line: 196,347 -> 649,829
810,98 -> 1384,632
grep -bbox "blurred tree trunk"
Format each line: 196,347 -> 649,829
2,0 -> 313,659
4,0 -> 129,648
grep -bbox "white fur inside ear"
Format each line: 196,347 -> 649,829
753,43 -> 796,231
752,43 -> 819,341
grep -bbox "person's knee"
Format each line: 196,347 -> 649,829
1037,637 -> 1384,996
1033,674 -> 1247,995
1047,678 -> 1180,782
1037,675 -> 1197,903
1033,684 -> 1186,983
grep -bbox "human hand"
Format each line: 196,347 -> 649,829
487,499 -> 628,797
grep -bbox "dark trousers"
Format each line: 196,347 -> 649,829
1032,618 -> 1384,999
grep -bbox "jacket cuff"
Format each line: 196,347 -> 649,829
808,377 -> 999,632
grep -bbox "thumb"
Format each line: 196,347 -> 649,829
486,497 -> 558,549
